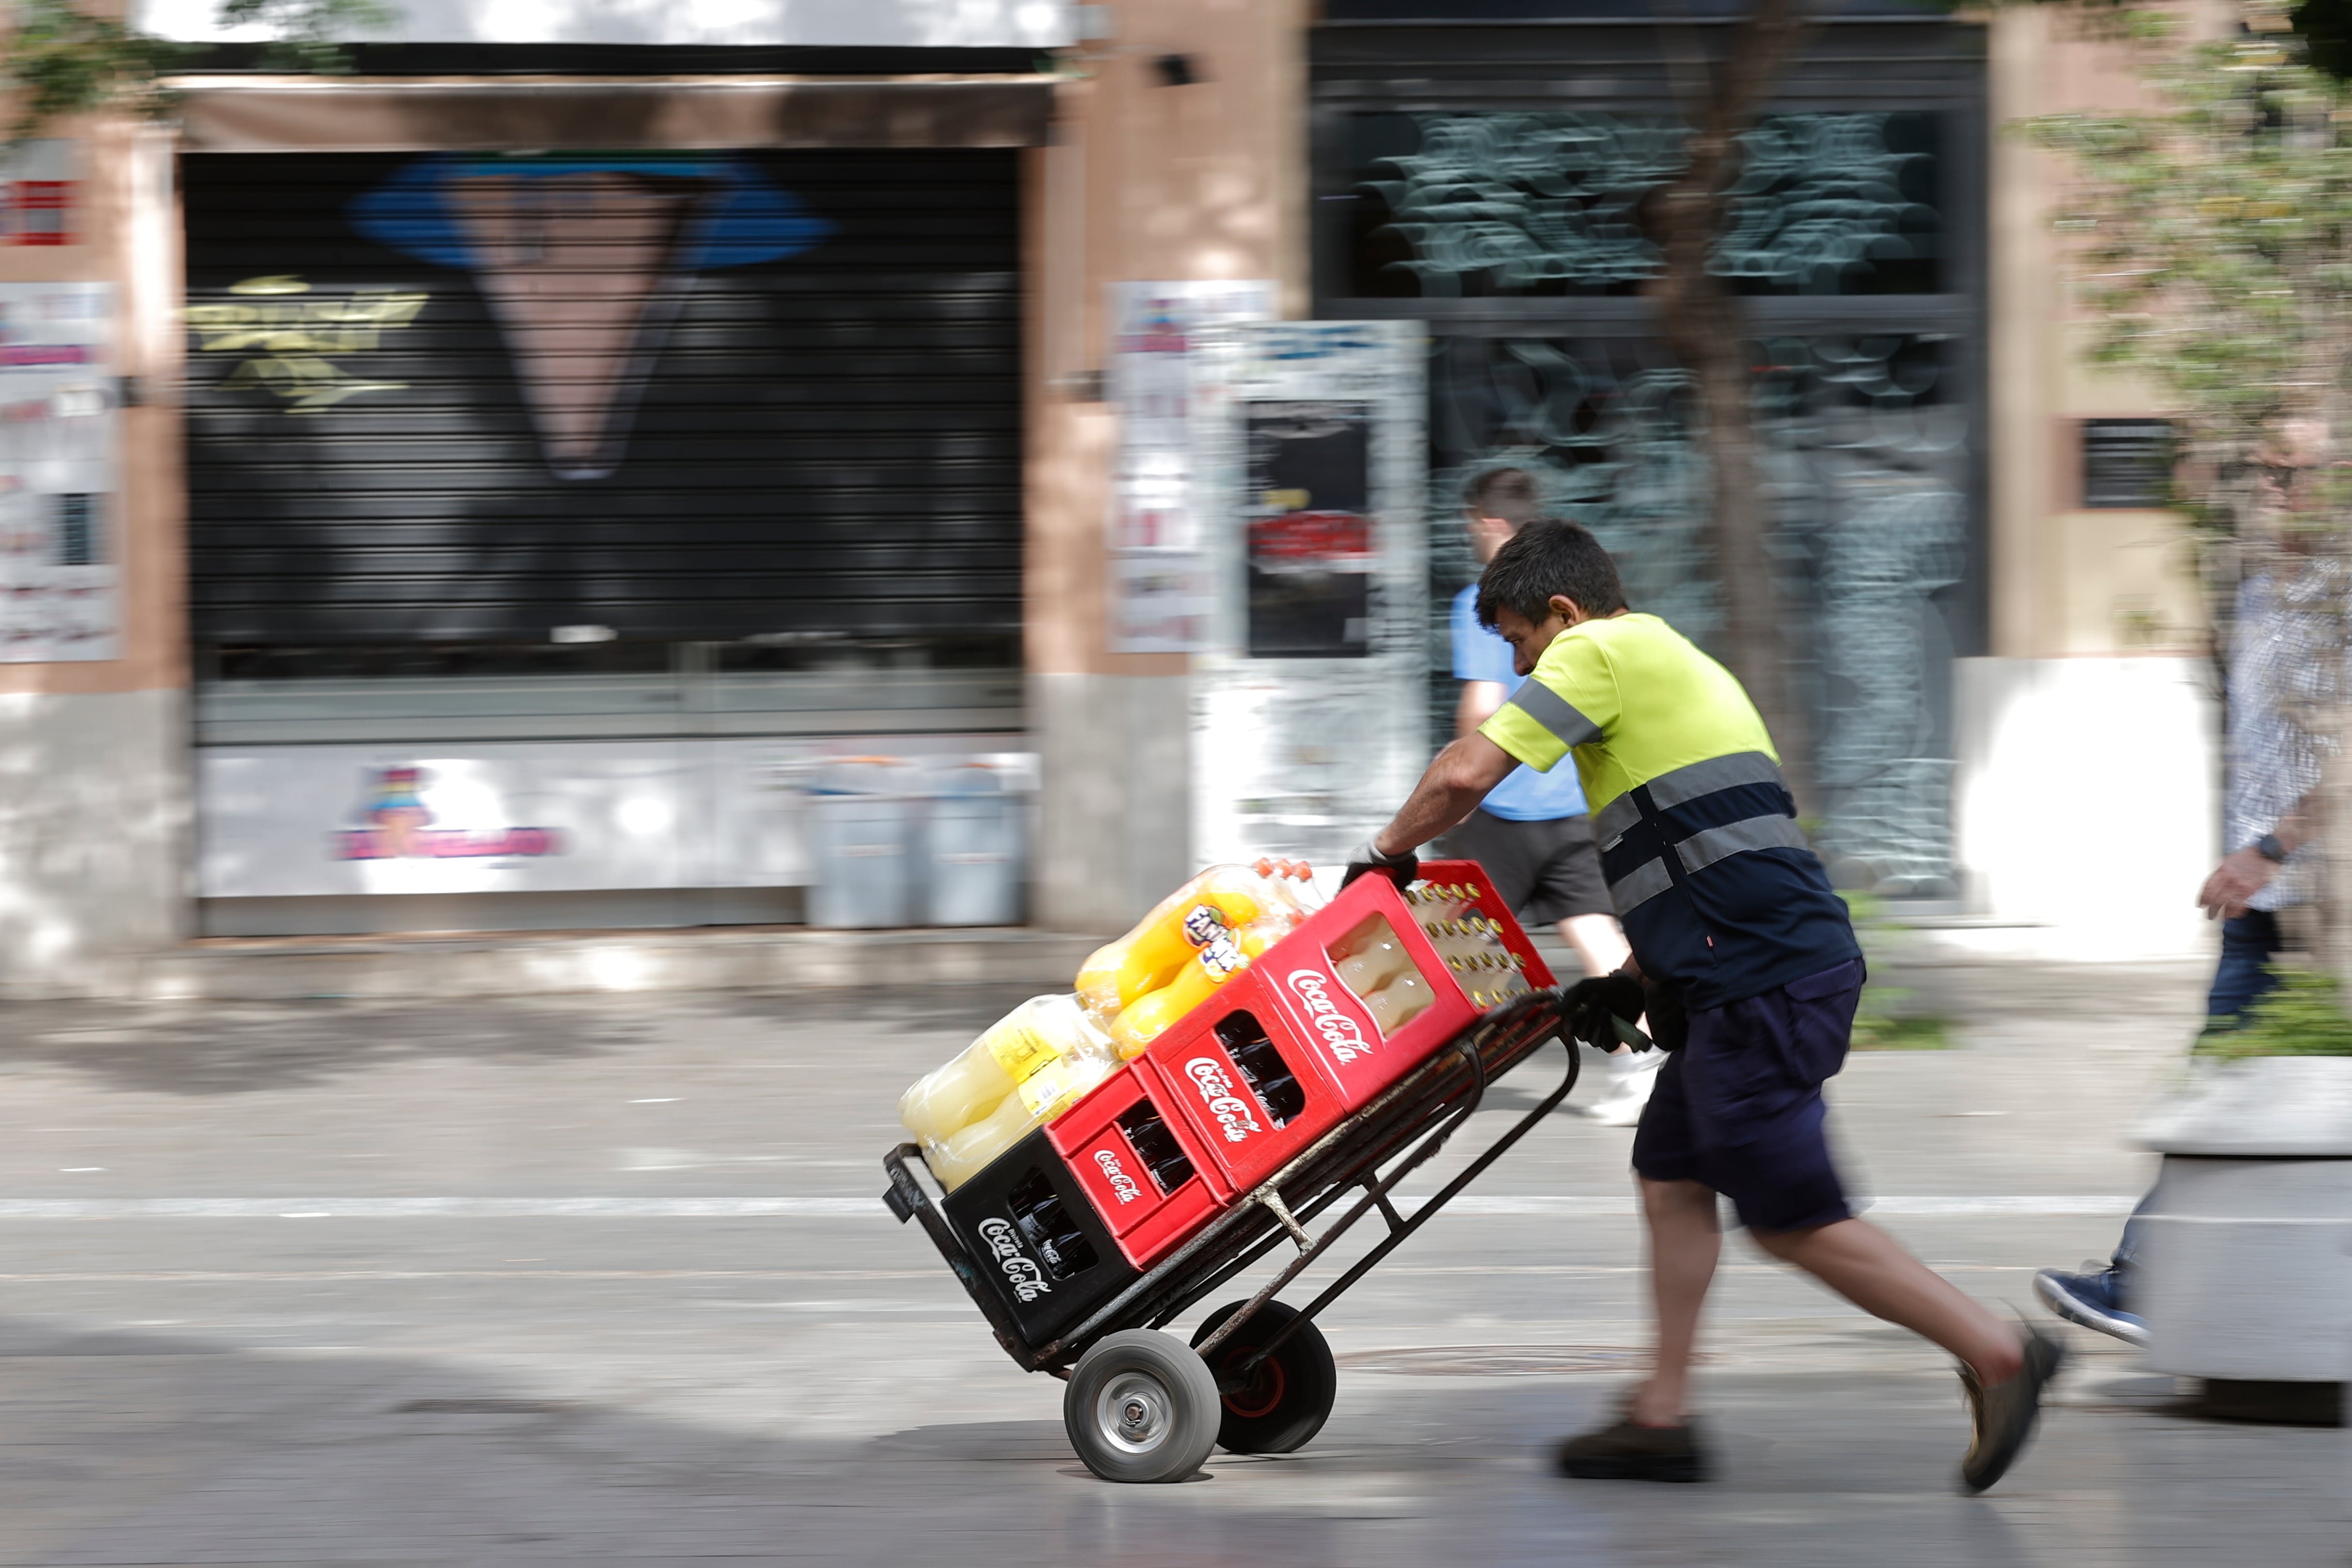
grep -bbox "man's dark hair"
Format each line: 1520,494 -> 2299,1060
1476,518 -> 1628,628
1464,466 -> 1541,525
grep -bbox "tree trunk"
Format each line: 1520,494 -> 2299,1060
1648,0 -> 1815,812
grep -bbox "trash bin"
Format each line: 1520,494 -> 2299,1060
923,758 -> 1025,926
806,756 -> 920,928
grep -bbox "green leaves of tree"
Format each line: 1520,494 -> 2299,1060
4,0 -> 395,146
5,1 -> 182,145
2026,15 -> 2352,540
216,0 -> 395,74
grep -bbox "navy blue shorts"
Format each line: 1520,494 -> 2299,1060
1629,957 -> 1865,1234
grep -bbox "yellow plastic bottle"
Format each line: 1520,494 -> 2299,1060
898,995 -> 1108,1145
924,1051 -> 1116,1190
1108,919 -> 1286,1058
1075,865 -> 1308,1022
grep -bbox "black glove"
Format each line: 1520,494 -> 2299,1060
1641,974 -> 1689,1053
1561,972 -> 1649,1052
1340,837 -> 1419,890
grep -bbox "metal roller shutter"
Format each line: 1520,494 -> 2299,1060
182,149 -> 1022,651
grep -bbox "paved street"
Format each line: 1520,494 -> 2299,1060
0,963 -> 2339,1565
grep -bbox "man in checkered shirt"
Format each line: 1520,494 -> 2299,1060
2036,550 -> 2342,1344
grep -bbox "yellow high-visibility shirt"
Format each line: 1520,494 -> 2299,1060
1477,612 -> 1856,1008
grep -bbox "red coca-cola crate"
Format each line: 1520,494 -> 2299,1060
1136,968 -> 1354,1196
1046,1062 -> 1233,1268
1250,860 -> 1555,1112
1047,863 -> 1556,1246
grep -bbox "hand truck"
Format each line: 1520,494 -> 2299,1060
882,985 -> 1580,1482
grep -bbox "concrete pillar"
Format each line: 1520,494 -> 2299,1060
0,117 -> 190,995
1025,0 -> 1310,931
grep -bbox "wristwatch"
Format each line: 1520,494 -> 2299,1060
2254,833 -> 2289,863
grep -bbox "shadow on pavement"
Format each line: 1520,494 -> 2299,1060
0,998 -> 650,1096
0,1313 -> 2338,1568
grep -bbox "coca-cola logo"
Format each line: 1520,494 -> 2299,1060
976,1217 -> 1051,1301
1186,1057 -> 1264,1143
1094,1147 -> 1143,1205
1289,967 -> 1375,1063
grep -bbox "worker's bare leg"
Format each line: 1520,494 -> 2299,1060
1753,1218 -> 2025,1383
1628,1176 -> 1719,1426
1559,912 -> 1631,978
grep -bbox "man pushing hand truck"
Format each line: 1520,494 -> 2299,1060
1342,519 -> 2064,1493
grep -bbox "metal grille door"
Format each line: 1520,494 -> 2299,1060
183,150 -> 1022,651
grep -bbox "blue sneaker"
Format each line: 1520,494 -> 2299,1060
2033,1264 -> 2148,1347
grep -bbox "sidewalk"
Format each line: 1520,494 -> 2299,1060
0,964 -> 2338,1564
110,905 -> 2212,1007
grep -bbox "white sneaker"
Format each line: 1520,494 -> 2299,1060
1575,1047 -> 1660,1126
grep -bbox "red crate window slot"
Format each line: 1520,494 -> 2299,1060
1113,1103 -> 1197,1195
1324,912 -> 1435,1037
1003,1166 -> 1100,1280
1214,1013 -> 1308,1127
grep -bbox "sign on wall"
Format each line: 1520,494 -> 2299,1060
1106,280 -> 1274,654
0,282 -> 117,662
137,0 -> 1077,47
198,735 -> 1032,899
1190,321 -> 1427,870
0,142 -> 78,246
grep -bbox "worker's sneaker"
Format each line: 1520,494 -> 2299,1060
1958,1326 -> 2067,1495
2033,1264 -> 2148,1347
1556,1416 -> 1710,1482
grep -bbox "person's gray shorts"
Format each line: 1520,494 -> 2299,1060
1436,808 -> 1614,927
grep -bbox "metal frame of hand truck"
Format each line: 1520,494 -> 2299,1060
881,988 -> 1579,1392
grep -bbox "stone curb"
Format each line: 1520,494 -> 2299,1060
111,927 -> 1106,1002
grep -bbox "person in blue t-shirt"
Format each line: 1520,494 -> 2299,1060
1439,469 -> 1655,1123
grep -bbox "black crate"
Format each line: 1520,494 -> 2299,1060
940,1129 -> 1140,1346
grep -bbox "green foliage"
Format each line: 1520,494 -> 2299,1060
2024,9 -> 2352,548
5,0 -> 183,145
1853,1015 -> 1952,1050
2195,964 -> 2352,1055
1837,891 -> 1955,1051
216,0 -> 395,75
4,0 -> 395,147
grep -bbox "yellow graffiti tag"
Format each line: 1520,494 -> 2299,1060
190,275 -> 427,412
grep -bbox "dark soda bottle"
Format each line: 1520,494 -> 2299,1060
1006,1168 -> 1098,1278
1216,1016 -> 1305,1128
1116,1104 -> 1196,1194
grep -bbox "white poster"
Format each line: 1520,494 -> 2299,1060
199,742 -> 697,898
1106,280 -> 1274,653
0,282 -> 117,662
1189,321 -> 1428,871
199,734 -> 1034,899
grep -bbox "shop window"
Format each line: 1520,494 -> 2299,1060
54,493 -> 97,565
1341,110 -> 1946,300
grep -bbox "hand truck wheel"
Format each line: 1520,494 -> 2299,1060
1190,1299 -> 1338,1455
1062,1329 -> 1223,1483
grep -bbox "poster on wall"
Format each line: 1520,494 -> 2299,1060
1243,400 -> 1374,658
198,734 -> 1035,900
0,282 -> 116,662
1106,280 -> 1273,653
1190,322 -> 1426,871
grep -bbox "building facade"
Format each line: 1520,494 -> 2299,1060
0,0 -> 2211,990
